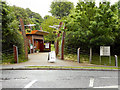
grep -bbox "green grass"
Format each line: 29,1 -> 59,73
2,54 -> 28,64
92,54 -> 120,67
26,66 -> 119,70
51,44 -> 55,51
64,54 -> 120,67
64,54 -> 89,63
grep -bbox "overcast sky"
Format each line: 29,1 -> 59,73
3,0 -> 118,18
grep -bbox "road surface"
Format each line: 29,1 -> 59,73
1,70 -> 119,89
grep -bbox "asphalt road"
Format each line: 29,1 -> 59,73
1,70 -> 119,89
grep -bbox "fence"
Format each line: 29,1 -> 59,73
2,45 -> 27,64
56,31 -> 119,67
2,49 -> 14,63
64,46 -> 119,66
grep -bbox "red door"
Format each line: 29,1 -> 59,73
38,40 -> 44,52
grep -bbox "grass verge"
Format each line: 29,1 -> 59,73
64,54 -> 120,67
2,54 -> 28,64
26,66 -> 119,70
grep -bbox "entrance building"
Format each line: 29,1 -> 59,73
26,30 -> 49,53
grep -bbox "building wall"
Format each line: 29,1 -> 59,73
26,34 -> 44,53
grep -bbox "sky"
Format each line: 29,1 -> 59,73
3,0 -> 118,18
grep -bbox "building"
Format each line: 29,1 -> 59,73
26,30 -> 49,53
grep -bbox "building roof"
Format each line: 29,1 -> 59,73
24,30 -> 49,35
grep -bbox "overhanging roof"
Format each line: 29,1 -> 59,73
26,30 -> 49,35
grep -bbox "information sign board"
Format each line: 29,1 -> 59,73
45,43 -> 49,49
100,46 -> 110,56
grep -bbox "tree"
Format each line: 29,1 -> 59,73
49,0 -> 74,19
44,15 -> 51,20
65,1 -> 119,54
41,16 -> 61,42
30,12 -> 43,27
88,2 -> 118,47
11,6 -> 43,31
2,1 -> 24,54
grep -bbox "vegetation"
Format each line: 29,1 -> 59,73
2,53 -> 28,64
41,16 -> 61,42
2,1 -> 24,54
49,0 -> 74,19
64,54 -> 120,67
51,44 -> 55,51
2,1 -> 43,63
64,1 -> 119,55
26,66 -> 119,70
2,0 -> 120,66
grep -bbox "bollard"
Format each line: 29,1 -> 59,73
77,48 -> 80,63
89,48 -> 92,63
13,45 -> 18,63
115,55 -> 118,67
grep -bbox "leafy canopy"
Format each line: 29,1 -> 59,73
50,0 -> 74,19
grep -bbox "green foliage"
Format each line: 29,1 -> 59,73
65,1 -> 119,54
50,0 -> 74,19
41,16 -> 61,42
2,1 -> 24,54
51,44 -> 55,51
11,6 -> 43,31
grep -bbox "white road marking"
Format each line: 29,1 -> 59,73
24,80 -> 37,88
94,85 -> 118,88
100,77 -> 118,79
89,78 -> 94,87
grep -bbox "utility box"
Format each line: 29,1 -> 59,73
48,51 -> 56,63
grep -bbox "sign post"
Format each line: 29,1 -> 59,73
100,46 -> 111,64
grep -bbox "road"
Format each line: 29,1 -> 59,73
1,70 -> 119,89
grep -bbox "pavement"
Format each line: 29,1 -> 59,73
1,52 -> 119,70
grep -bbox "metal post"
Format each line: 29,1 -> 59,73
89,48 -> 92,63
77,48 -> 80,63
13,45 -> 18,63
115,55 -> 118,67
109,56 -> 111,64
100,56 -> 101,64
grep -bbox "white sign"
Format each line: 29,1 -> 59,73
48,51 -> 56,63
100,46 -> 110,56
45,43 -> 49,48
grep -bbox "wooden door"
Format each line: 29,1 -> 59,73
38,40 -> 44,52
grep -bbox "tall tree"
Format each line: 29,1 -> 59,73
65,1 -> 119,54
41,16 -> 61,42
50,0 -> 74,19
2,1 -> 24,54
